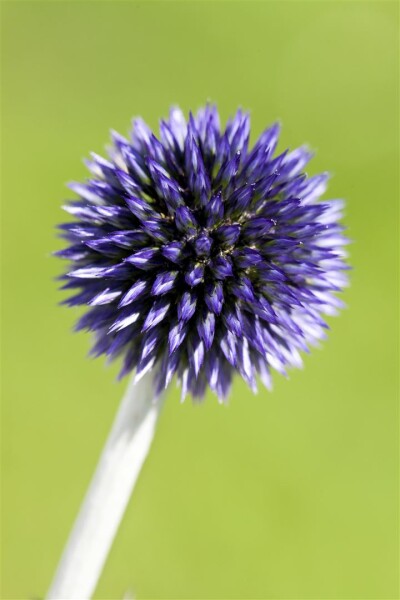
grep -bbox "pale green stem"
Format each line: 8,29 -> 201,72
47,372 -> 164,600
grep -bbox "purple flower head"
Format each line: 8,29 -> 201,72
57,105 -> 349,402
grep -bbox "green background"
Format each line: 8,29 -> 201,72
1,1 -> 398,598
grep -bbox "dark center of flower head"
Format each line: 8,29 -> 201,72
58,106 -> 348,402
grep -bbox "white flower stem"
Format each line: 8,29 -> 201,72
47,371 -> 164,600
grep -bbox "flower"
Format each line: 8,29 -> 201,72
57,105 -> 348,401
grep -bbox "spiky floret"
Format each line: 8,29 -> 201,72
57,105 -> 348,401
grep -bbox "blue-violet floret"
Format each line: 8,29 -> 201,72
57,106 -> 348,401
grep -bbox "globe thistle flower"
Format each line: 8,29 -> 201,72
57,105 -> 348,402
50,106 -> 349,599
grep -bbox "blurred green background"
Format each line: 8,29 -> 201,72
1,1 -> 398,599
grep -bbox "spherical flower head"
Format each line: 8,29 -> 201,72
57,105 -> 349,402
